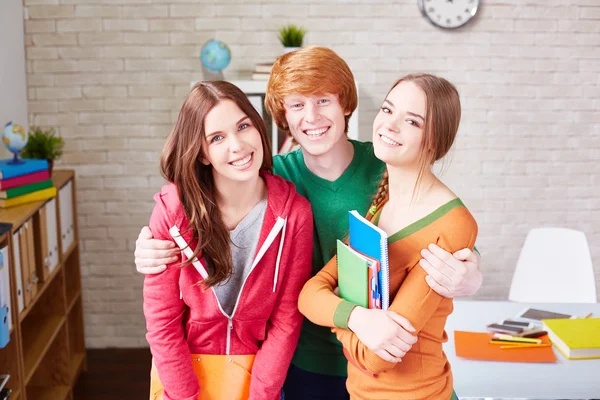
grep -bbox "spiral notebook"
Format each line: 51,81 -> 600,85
348,210 -> 390,310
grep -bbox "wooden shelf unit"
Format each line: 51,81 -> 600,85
0,170 -> 86,400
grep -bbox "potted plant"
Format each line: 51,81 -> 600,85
21,126 -> 64,173
278,24 -> 306,53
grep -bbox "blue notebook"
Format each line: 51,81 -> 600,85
0,158 -> 49,179
348,210 -> 390,310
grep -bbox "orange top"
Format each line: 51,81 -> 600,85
298,198 -> 478,400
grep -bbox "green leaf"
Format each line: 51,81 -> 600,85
21,126 -> 65,161
278,24 -> 306,47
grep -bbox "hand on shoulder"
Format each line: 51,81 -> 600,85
134,226 -> 179,275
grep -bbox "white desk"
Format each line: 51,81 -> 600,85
444,301 -> 600,399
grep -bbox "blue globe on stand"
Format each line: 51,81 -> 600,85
200,39 -> 231,80
2,121 -> 28,164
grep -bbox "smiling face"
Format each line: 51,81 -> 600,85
202,99 -> 264,186
283,93 -> 350,157
372,81 -> 428,168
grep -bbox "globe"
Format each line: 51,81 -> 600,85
200,39 -> 231,72
2,121 -> 28,163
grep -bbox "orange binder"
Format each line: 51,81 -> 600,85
454,331 -> 557,363
150,354 -> 255,400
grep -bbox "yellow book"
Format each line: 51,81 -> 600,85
0,186 -> 57,208
542,318 -> 600,360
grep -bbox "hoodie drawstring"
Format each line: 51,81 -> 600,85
170,217 -> 287,299
273,218 -> 287,292
169,225 -> 209,300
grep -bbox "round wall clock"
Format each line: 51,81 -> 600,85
418,0 -> 479,29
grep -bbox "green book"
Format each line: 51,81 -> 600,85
0,179 -> 53,199
337,240 -> 369,308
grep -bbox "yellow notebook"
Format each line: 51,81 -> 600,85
0,186 -> 57,208
542,318 -> 600,360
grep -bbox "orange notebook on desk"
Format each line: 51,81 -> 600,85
454,331 -> 557,363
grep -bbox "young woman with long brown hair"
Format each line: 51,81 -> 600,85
298,74 -> 478,400
143,81 -> 313,400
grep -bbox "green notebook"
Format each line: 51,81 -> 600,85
0,179 -> 53,199
337,239 -> 369,308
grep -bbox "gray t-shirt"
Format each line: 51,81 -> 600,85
212,198 -> 267,316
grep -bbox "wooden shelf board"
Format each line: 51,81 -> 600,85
27,385 -> 70,400
19,259 -> 64,323
66,291 -> 81,314
23,315 -> 66,383
51,170 -> 73,191
68,352 -> 86,384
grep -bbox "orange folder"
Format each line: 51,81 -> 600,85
454,331 -> 557,363
150,354 -> 255,400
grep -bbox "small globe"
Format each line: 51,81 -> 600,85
2,121 -> 28,155
200,39 -> 231,72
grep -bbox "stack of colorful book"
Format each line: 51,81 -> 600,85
0,159 -> 56,208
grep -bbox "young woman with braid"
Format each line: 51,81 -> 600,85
298,73 -> 478,400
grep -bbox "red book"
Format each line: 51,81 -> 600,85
0,169 -> 50,190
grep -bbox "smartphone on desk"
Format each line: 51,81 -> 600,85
515,308 -> 576,322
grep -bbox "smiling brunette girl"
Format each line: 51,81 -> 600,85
143,81 -> 313,400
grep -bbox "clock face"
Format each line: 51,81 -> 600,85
419,0 -> 479,29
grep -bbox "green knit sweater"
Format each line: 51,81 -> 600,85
273,139 -> 385,376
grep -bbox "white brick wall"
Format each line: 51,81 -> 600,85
22,0 -> 599,348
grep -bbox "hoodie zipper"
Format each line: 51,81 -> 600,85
226,318 -> 233,354
220,217 -> 286,354
170,217 -> 286,356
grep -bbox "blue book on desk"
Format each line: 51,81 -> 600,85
0,158 -> 49,180
348,210 -> 390,310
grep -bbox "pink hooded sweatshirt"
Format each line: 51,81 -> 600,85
143,172 -> 313,400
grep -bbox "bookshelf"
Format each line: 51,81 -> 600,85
0,170 -> 85,400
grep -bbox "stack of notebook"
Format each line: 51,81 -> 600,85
0,158 -> 56,208
251,62 -> 273,80
336,210 -> 390,310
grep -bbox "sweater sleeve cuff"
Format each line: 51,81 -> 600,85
333,300 -> 357,329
